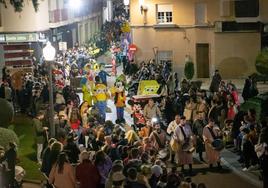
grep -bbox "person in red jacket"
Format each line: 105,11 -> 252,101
76,151 -> 101,188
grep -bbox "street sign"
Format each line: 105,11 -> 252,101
129,44 -> 137,51
59,42 -> 67,51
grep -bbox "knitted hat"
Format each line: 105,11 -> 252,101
112,172 -> 125,182
151,165 -> 163,177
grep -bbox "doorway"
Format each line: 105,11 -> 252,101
196,43 -> 209,78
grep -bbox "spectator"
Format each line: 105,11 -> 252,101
143,99 -> 161,121
112,171 -> 126,188
32,111 -> 48,164
47,142 -> 64,176
209,70 -> 222,93
2,142 -> 17,188
125,167 -> 147,188
41,138 -> 57,176
49,152 -> 76,188
95,150 -> 113,188
197,183 -> 207,188
76,151 -> 101,188
242,77 -> 252,101
64,134 -> 80,164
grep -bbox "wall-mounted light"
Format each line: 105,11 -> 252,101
139,0 -> 148,14
123,0 -> 129,6
140,5 -> 148,14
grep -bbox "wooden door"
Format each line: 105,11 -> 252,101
196,43 -> 209,78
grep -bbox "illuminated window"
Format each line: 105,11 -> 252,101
157,4 -> 173,24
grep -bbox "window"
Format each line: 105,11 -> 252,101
195,3 -> 207,25
220,0 -> 232,17
157,4 -> 173,24
157,51 -> 173,65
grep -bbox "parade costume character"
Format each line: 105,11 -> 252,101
132,103 -> 146,130
113,80 -> 126,124
53,69 -> 65,89
203,119 -> 223,169
192,113 -> 207,162
98,65 -> 110,85
84,63 -> 95,88
173,116 -> 195,173
94,83 -> 110,122
81,80 -> 94,106
168,115 -> 181,163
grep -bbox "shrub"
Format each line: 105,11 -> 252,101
0,98 -> 14,127
0,127 -> 19,149
184,60 -> 195,80
256,48 -> 268,75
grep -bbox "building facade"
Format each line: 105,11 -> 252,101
130,0 -> 268,78
0,0 -> 103,77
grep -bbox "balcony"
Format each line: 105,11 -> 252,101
48,1 -> 103,24
49,9 -> 69,23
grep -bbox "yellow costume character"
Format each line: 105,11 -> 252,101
94,83 -> 110,122
82,80 -> 94,106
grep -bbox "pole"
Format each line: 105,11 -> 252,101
48,62 -> 55,138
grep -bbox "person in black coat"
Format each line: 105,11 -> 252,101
0,83 -> 5,99
258,119 -> 268,187
242,77 -> 252,101
209,70 -> 222,93
64,134 -> 80,164
3,142 -> 17,188
41,138 -> 57,176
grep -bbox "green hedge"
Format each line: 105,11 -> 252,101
0,127 -> 19,149
0,98 -> 14,126
184,60 -> 195,80
256,48 -> 268,75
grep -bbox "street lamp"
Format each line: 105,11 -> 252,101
43,41 -> 56,138
68,0 -> 82,10
123,0 -> 129,14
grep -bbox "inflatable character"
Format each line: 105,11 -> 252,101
94,83 -> 110,122
114,79 -> 126,124
81,79 -> 94,106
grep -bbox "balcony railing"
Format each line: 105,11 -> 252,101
49,8 -> 70,23
49,1 -> 103,23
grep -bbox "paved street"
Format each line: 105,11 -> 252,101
190,163 -> 258,188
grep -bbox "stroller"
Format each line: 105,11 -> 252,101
14,166 -> 26,187
0,163 -> 25,188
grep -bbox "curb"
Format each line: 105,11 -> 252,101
220,157 -> 262,188
23,179 -> 42,185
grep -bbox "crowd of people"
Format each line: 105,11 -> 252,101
0,6 -> 268,188
1,52 -> 268,188
25,62 -> 266,188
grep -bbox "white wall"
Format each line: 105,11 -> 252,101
0,0 -> 50,32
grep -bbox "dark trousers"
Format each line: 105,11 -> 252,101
243,141 -> 258,168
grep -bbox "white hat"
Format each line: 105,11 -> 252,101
151,165 -> 163,177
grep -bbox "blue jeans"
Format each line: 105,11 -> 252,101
96,101 -> 107,121
116,107 -> 124,120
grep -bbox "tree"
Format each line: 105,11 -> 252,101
255,48 -> 268,75
184,56 -> 195,80
0,0 -> 39,12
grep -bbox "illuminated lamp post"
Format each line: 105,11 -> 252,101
124,0 -> 130,14
43,41 -> 56,138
